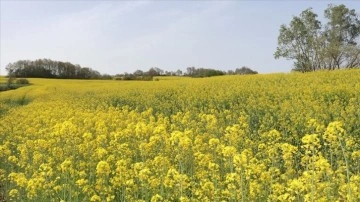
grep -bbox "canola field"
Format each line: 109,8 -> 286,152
0,70 -> 360,201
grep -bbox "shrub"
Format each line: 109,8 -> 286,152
16,78 -> 30,84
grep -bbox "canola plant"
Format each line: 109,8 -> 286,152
0,70 -> 360,201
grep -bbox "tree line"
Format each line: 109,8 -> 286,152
275,4 -> 360,72
115,66 -> 257,80
5,59 -> 108,79
5,59 -> 258,80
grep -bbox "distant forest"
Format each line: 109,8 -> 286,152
5,59 -> 258,80
5,59 -> 106,79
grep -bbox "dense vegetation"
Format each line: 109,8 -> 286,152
0,78 -> 30,92
0,70 -> 360,201
117,66 -> 257,80
5,59 -> 258,80
275,4 -> 360,72
5,59 -> 107,79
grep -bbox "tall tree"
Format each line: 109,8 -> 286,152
275,4 -> 360,72
274,8 -> 322,72
324,4 -> 360,69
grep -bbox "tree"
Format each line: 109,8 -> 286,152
147,68 -> 160,77
6,59 -> 105,79
5,63 -> 15,87
324,4 -> 360,69
186,67 -> 196,76
176,69 -> 183,76
185,67 -> 225,77
153,67 -> 164,75
274,8 -> 323,72
275,4 -> 360,72
234,66 -> 258,75
133,70 -> 144,77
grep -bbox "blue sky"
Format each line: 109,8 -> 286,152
0,1 -> 358,75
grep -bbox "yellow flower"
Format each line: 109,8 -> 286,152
8,172 -> 28,188
150,194 -> 163,202
8,155 -> 18,164
138,168 -> 151,181
287,179 -> 305,194
9,189 -> 19,199
209,138 -> 220,148
1,70 -> 360,201
90,194 -> 102,202
76,179 -> 88,187
96,161 -> 111,176
95,147 -> 108,159
60,159 -> 72,173
222,146 -> 237,157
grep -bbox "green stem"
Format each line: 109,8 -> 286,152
311,146 -> 314,202
339,139 -> 352,201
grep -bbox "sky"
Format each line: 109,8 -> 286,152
0,0 -> 359,75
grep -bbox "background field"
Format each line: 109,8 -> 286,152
1,70 -> 360,201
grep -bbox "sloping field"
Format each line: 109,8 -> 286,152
1,70 -> 360,201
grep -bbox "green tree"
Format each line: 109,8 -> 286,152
324,4 -> 360,69
275,4 -> 360,72
274,8 -> 322,72
234,66 -> 258,75
6,59 -> 104,79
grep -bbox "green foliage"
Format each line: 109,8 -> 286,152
116,67 -> 164,81
324,4 -> 360,69
0,78 -> 30,92
0,84 -> 28,92
186,67 -> 225,77
275,4 -> 360,72
234,66 -> 258,75
5,58 -> 103,79
15,78 -> 30,85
